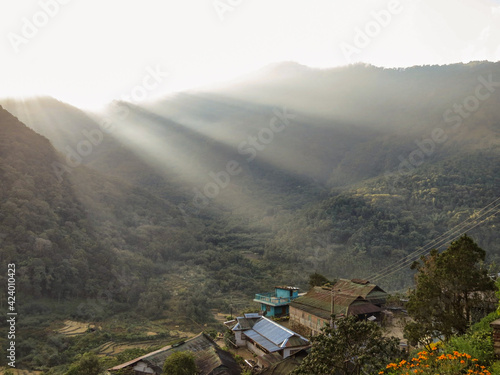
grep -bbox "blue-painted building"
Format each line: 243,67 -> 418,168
253,286 -> 299,317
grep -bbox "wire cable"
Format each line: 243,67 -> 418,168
370,205 -> 500,283
365,197 -> 500,282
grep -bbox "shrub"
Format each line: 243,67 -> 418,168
381,348 -> 491,375
445,331 -> 494,365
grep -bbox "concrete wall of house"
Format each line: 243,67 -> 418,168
289,306 -> 328,337
491,320 -> 500,357
283,346 -> 309,359
235,331 -> 246,347
246,340 -> 268,358
283,348 -> 292,358
261,304 -> 276,316
261,304 -> 289,317
276,288 -> 298,299
260,304 -> 267,314
133,361 -> 155,374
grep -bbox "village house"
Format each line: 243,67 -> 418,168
108,332 -> 241,375
490,319 -> 500,357
289,279 -> 387,336
229,313 -> 310,360
253,286 -> 300,317
333,278 -> 388,306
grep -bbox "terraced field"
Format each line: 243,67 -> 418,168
54,318 -> 198,359
56,320 -> 97,336
0,368 -> 42,374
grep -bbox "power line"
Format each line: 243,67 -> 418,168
369,204 -> 500,283
365,196 -> 500,281
365,197 -> 500,283
371,204 -> 500,280
370,205 -> 500,283
371,210 -> 499,283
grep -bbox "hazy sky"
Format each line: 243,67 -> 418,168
1,0 -> 499,108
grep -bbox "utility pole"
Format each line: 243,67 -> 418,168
330,288 -> 340,328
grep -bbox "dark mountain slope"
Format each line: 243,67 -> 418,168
0,105 -> 114,298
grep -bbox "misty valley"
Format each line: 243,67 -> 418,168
0,62 -> 499,374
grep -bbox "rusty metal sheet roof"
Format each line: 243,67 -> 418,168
290,300 -> 332,320
348,301 -> 382,316
332,279 -> 387,301
108,332 -> 240,375
233,316 -> 260,331
290,287 -> 358,311
290,287 -> 381,318
275,286 -> 300,290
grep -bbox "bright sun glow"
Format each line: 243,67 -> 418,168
0,0 -> 499,109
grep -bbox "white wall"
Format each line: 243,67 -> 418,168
133,361 -> 155,374
235,331 -> 246,347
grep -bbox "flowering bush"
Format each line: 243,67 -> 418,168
380,348 -> 491,375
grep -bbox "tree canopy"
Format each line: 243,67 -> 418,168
66,352 -> 103,375
292,315 -> 403,375
308,272 -> 331,288
405,234 -> 496,346
162,351 -> 197,375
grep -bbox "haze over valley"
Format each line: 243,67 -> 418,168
1,0 -> 500,373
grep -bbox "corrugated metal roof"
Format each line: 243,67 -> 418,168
233,316 -> 260,331
244,329 -> 282,352
332,279 -> 388,301
283,336 -> 308,348
244,313 -> 261,319
290,287 -> 382,318
235,317 -> 309,353
253,318 -> 307,347
108,333 -> 240,375
290,300 -> 332,320
349,301 -> 381,316
290,287 -> 359,313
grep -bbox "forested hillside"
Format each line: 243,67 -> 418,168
1,103 -> 289,320
1,61 -> 499,302
0,105 -> 115,298
1,62 -> 500,373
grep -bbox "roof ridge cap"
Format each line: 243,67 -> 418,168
260,317 -> 296,336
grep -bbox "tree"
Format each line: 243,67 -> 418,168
292,315 -> 403,375
162,351 -> 197,375
66,352 -> 103,375
309,272 -> 330,288
405,235 -> 496,346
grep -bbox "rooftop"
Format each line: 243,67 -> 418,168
108,332 -> 240,375
331,279 -> 388,302
254,293 -> 296,306
275,286 -> 300,290
290,286 -> 381,319
233,316 -> 309,353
